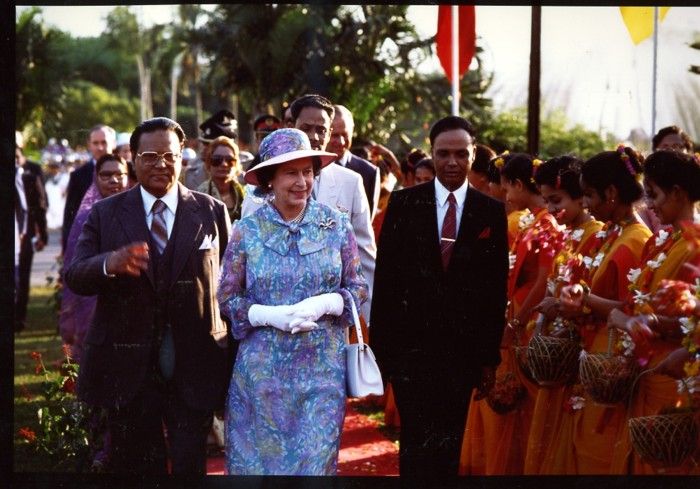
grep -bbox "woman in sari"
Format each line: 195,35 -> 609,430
460,152 -> 563,474
523,155 -> 604,474
603,150 -> 700,473
59,154 -> 130,362
555,145 -> 652,474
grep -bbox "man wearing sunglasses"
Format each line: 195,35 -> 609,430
64,117 -> 232,475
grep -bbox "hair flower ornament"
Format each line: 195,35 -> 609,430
616,144 -> 636,176
493,150 -> 509,169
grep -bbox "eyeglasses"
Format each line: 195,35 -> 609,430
137,151 -> 181,166
97,171 -> 128,182
210,155 -> 237,167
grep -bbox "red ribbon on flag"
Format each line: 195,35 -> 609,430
436,5 -> 476,82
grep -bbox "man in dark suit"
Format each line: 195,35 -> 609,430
64,117 -> 232,475
15,133 -> 48,332
370,116 -> 508,477
62,124 -> 116,251
328,105 -> 381,218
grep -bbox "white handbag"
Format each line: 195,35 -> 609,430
345,299 -> 384,398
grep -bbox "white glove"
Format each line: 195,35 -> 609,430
248,304 -> 318,333
291,293 -> 344,323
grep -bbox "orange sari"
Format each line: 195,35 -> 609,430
610,230 -> 699,474
564,222 -> 651,474
524,218 -> 605,474
507,209 -> 529,248
460,208 -> 562,474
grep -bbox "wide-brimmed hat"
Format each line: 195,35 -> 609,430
244,128 -> 336,186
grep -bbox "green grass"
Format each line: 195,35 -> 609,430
14,285 -> 67,472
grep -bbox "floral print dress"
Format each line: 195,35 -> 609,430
217,199 -> 368,475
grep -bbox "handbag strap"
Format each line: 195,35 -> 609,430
349,299 -> 365,349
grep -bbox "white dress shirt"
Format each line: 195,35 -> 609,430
103,184 -> 180,277
434,177 -> 468,240
140,184 -> 179,239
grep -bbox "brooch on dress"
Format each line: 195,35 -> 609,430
319,218 -> 336,230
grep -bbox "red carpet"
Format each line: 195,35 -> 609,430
206,401 -> 399,476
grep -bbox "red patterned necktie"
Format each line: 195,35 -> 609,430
150,199 -> 168,254
441,192 -> 457,270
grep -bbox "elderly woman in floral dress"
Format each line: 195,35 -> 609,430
217,128 -> 368,475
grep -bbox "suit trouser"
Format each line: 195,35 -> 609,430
107,367 -> 213,475
15,236 -> 33,330
391,371 -> 475,478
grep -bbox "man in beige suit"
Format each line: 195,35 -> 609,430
241,94 -> 376,319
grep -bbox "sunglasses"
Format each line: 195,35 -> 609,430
137,151 -> 180,166
210,155 -> 237,167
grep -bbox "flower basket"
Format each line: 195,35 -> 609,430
513,344 -> 538,385
579,351 -> 638,406
579,328 -> 639,406
486,371 -> 526,415
628,411 -> 698,468
527,334 -> 581,387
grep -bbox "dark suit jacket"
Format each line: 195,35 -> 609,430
62,160 -> 95,251
21,160 -> 48,243
344,154 -> 379,216
369,181 -> 508,382
64,183 -> 232,411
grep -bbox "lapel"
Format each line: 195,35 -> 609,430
117,186 -> 156,287
450,184 -> 481,272
316,163 -> 339,207
168,183 -> 203,288
416,183 -> 444,276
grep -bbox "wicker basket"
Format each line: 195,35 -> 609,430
579,352 -> 639,406
527,334 -> 581,387
628,411 -> 699,468
578,328 -> 639,406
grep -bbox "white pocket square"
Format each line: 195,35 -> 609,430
199,234 -> 217,250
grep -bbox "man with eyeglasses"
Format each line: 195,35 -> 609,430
62,124 -> 116,251
241,94 -> 377,322
64,117 -> 232,475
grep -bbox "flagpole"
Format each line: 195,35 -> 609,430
451,5 -> 459,116
651,6 -> 659,138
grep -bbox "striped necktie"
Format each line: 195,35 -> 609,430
150,199 -> 168,254
440,193 -> 457,270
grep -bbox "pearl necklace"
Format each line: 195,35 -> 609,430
288,204 -> 306,224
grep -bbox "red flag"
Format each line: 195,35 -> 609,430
436,5 -> 476,82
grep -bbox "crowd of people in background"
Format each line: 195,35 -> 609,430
14,93 -> 700,477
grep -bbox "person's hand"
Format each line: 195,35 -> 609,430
474,366 -> 496,401
289,317 -> 319,334
654,347 -> 692,379
607,308 -> 631,333
290,293 -> 344,322
535,297 -> 560,320
106,242 -> 149,277
33,238 -> 46,252
559,284 -> 585,313
248,304 -> 298,332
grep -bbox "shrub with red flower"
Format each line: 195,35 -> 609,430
21,347 -> 96,471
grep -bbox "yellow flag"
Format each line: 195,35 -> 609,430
619,7 -> 671,45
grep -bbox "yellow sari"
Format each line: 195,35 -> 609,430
524,218 -> 605,474
568,223 -> 651,474
460,209 -> 561,474
610,233 -> 699,474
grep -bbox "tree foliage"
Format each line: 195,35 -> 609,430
16,8 -> 69,135
480,107 -> 615,160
